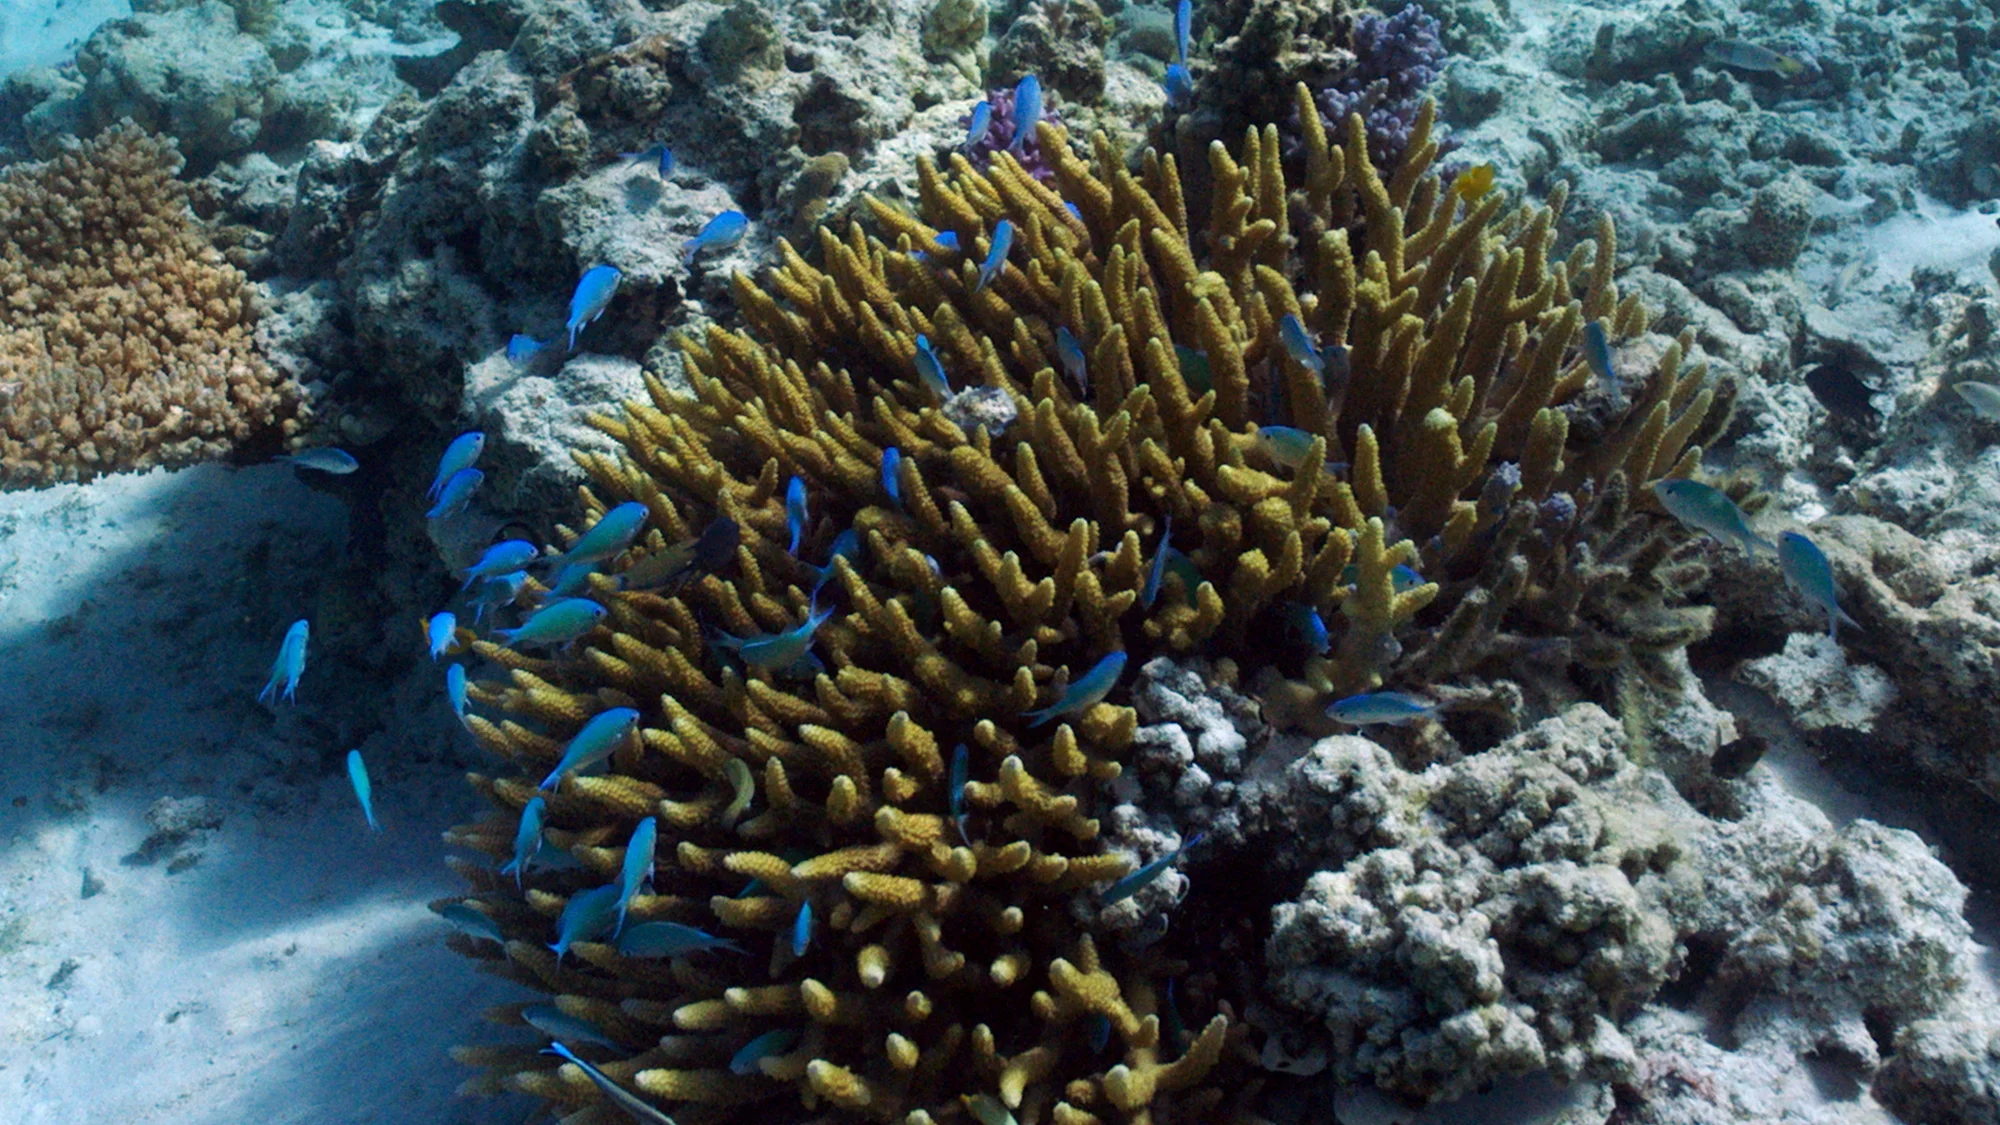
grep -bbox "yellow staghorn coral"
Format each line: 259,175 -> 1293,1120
0,123 -> 297,488
453,85 -> 1724,1124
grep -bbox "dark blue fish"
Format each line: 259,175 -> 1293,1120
426,468 -> 484,520
913,230 -> 959,264
550,884 -> 621,965
684,210 -> 749,268
810,528 -> 861,597
1777,530 -> 1861,639
507,334 -> 546,364
914,334 -> 952,399
619,143 -> 674,177
522,1004 -> 619,1051
467,570 -> 527,623
500,795 -> 546,889
785,476 -> 808,557
1024,651 -> 1127,726
949,742 -> 970,844
1282,602 -> 1328,654
1088,1013 -> 1111,1052
1582,320 -> 1613,382
1009,75 -> 1043,153
1326,691 -> 1436,726
1064,201 -> 1082,222
567,265 -> 622,352
966,100 -> 992,149
1175,0 -> 1192,62
1142,516 -> 1172,608
617,920 -> 747,958
1101,831 -> 1207,905
277,447 -> 358,474
460,539 -> 539,591
975,219 -> 1013,294
881,447 -> 905,510
1278,314 -> 1324,379
1055,327 -> 1088,395
730,1029 -> 799,1076
1164,63 -> 1193,106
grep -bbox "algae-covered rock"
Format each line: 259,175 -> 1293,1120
75,2 -> 281,166
700,0 -> 784,78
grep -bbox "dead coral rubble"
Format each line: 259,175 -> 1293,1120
0,124 -> 294,488
445,83 -> 1722,1123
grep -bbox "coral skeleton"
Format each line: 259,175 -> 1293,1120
446,84 -> 1724,1122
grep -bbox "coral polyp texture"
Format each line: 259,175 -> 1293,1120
0,124 -> 294,488
446,84 -> 1724,1122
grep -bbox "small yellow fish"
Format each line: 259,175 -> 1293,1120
1453,163 -> 1495,200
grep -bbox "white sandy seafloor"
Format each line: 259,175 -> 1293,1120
0,464 -> 532,1124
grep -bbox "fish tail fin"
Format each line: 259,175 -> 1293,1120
1831,605 -> 1862,639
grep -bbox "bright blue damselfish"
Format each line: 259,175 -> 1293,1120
811,528 -> 861,597
550,884 -> 621,965
966,99 -> 992,149
540,707 -> 641,790
1278,314 -> 1324,379
684,210 -> 749,267
1582,319 -> 1613,382
1009,74 -> 1043,153
914,334 -> 952,399
1143,516 -> 1173,608
1055,326 -> 1088,395
616,817 -> 656,936
541,1042 -> 677,1125
507,334 -> 545,364
500,795 -> 546,888
730,1029 -> 800,1076
445,662 -> 470,727
1024,651 -> 1128,727
882,447 -> 905,510
975,219 -> 1013,294
495,597 -> 607,648
1778,530 -> 1861,640
426,611 -> 457,660
425,467 -> 483,520
620,143 -> 674,176
791,900 -> 813,957
566,264 -> 622,352
617,920 -> 747,958
1283,602 -> 1329,655
259,618 -> 309,705
1164,63 -> 1193,105
461,540 -> 539,591
278,447 -> 358,474
785,476 -> 808,557
346,749 -> 379,832
552,502 -> 647,569
522,1005 -> 619,1051
1175,0 -> 1192,62
1327,691 -> 1437,725
1101,831 -> 1206,906
427,431 -> 484,501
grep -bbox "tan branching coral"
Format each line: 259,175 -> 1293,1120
0,124 -> 295,488
448,85 -> 1721,1123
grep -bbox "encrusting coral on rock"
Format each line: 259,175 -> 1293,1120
0,123 -> 296,488
442,82 -> 1729,1122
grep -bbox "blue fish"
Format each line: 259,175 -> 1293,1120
346,749 -> 380,832
540,1042 -> 677,1125
617,920 -> 747,958
438,902 -> 506,944
950,741 -> 970,844
914,230 -> 960,264
1055,326 -> 1088,395
1024,651 -> 1127,726
426,612 -> 458,660
1064,200 -> 1082,222
553,502 -> 648,570
791,900 -> 813,957
730,1029 -> 800,1076
461,540 -> 539,591
1339,563 -> 1424,593
496,598 -> 608,649
1777,530 -> 1861,639
426,467 -> 484,520
427,432 -> 485,501
467,570 -> 528,623
713,601 -> 838,674
507,334 -> 546,364
974,219 -> 1013,294
684,210 -> 749,268
966,100 -> 993,149
810,528 -> 862,597
259,619 -> 309,705
545,561 -> 598,601
1175,344 -> 1213,394
619,143 -> 674,176
550,884 -> 623,965
1175,0 -> 1191,62
1164,63 -> 1193,106
522,1004 -> 619,1051
501,795 -> 547,888
1652,479 -> 1774,554
1582,320 -> 1613,382
1278,314 -> 1324,379
881,447 -> 905,510
1326,691 -> 1436,726
1088,1013 -> 1112,1052
1282,602 -> 1329,655
785,476 -> 808,557
1101,830 -> 1206,905
1009,75 -> 1043,154
1252,425 -> 1326,472
914,334 -> 953,399
567,265 -> 622,352
616,817 -> 656,935
277,447 -> 358,474
541,707 -> 641,790
1143,516 -> 1172,608
445,663 -> 470,727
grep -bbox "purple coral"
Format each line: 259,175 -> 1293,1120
961,87 -> 1066,184
1315,4 -> 1455,171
